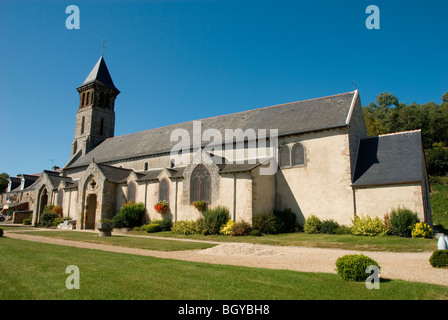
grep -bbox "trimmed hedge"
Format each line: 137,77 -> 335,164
335,254 -> 381,281
429,250 -> 448,268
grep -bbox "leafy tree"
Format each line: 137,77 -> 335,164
363,91 -> 448,176
0,173 -> 9,194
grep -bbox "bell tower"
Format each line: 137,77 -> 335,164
71,56 -> 120,157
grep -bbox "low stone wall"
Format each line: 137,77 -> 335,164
13,210 -> 33,224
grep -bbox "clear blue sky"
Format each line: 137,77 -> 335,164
1,0 -> 447,176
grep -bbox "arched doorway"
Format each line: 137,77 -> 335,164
37,188 -> 48,225
85,194 -> 97,229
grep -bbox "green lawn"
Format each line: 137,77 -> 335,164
130,230 -> 438,253
1,237 -> 447,300
12,230 -> 216,251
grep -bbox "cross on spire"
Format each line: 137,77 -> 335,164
101,40 -> 105,56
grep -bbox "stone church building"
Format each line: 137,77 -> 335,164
2,56 -> 433,229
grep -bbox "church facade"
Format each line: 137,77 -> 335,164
3,56 -> 433,229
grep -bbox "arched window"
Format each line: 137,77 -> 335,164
279,145 -> 291,167
292,143 -> 305,166
190,164 -> 211,204
159,179 -> 169,202
81,92 -> 85,106
81,116 -> 85,134
144,162 -> 149,171
86,92 -> 90,105
72,140 -> 77,155
127,181 -> 137,202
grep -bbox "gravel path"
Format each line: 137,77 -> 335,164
5,230 -> 448,287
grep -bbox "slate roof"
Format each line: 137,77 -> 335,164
352,130 -> 424,187
97,164 -> 133,183
78,56 -> 119,92
65,91 -> 357,169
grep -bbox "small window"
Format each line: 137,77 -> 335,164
81,92 -> 85,106
170,158 -> 175,168
279,145 -> 291,167
159,179 -> 169,202
86,92 -> 90,105
81,116 -> 85,134
144,162 -> 149,171
190,164 -> 211,204
292,143 -> 305,166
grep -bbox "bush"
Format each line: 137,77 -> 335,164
38,211 -> 60,228
220,219 -> 236,235
155,219 -> 172,231
143,223 -> 162,233
230,220 -> 252,236
304,215 -> 321,234
249,229 -> 262,236
335,225 -> 352,234
335,254 -> 381,281
112,202 -> 146,229
0,227 -> 3,237
388,207 -> 420,237
23,218 -> 32,225
253,213 -> 278,234
411,222 -> 433,238
320,219 -> 340,234
200,206 -> 230,235
38,205 -> 63,227
429,250 -> 448,268
171,220 -> 202,235
273,208 -> 297,233
351,215 -> 387,236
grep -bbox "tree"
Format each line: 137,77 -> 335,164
0,173 -> 9,194
363,91 -> 448,176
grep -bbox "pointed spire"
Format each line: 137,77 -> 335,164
80,56 -> 119,92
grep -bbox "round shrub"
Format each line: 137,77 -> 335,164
220,219 -> 236,235
304,215 -> 321,234
252,213 -> 278,234
144,223 -> 162,233
200,206 -> 230,235
171,220 -> 202,235
113,202 -> 146,229
411,222 -> 433,238
249,229 -> 262,236
151,219 -> 172,231
351,215 -> 387,236
429,250 -> 448,268
388,207 -> 420,237
230,220 -> 252,236
335,254 -> 381,281
320,219 -> 340,234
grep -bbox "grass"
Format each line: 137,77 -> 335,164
12,230 -> 216,251
130,230 -> 438,253
1,237 -> 447,300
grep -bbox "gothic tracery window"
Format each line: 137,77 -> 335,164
159,179 -> 169,202
190,164 -> 211,204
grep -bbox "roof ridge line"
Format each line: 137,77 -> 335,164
109,90 -> 356,141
